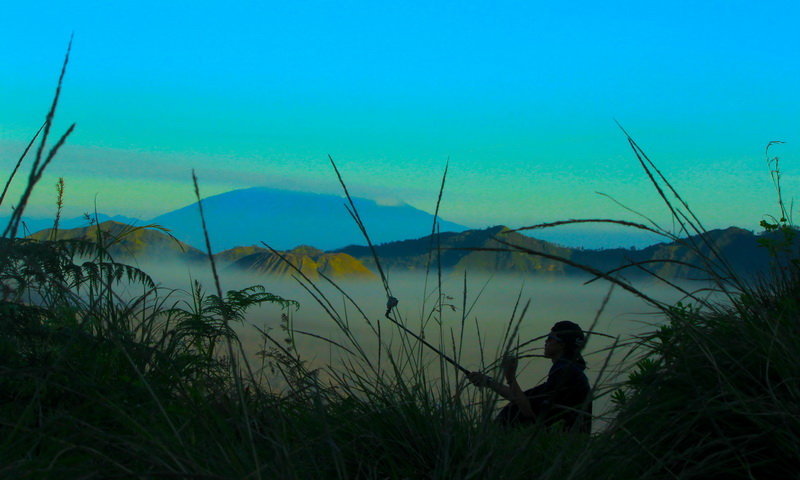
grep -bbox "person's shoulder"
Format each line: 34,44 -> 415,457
551,359 -> 588,380
551,358 -> 581,372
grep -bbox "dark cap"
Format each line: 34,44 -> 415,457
550,321 -> 585,346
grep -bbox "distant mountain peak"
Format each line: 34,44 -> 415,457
149,186 -> 468,252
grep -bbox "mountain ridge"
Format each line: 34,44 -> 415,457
25,220 -> 795,281
336,225 -> 795,280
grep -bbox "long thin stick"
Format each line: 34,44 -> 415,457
384,297 -> 470,375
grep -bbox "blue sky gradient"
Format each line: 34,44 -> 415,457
1,1 -> 798,247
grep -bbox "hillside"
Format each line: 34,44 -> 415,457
214,245 -> 270,266
5,214 -> 142,237
27,221 -> 205,263
335,226 -> 575,274
228,245 -> 377,280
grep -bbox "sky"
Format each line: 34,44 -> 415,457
1,1 -> 799,248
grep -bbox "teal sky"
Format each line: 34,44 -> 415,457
1,1 -> 799,247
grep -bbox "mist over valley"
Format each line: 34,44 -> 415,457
136,257 -> 693,418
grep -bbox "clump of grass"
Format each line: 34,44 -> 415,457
586,293 -> 800,479
495,131 -> 800,479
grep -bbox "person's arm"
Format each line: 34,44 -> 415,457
467,371 -> 513,399
467,357 -> 536,419
501,355 -> 535,419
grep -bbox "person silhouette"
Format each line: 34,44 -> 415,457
468,321 -> 592,432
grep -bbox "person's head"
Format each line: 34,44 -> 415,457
544,321 -> 586,362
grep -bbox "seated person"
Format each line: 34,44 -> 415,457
468,321 -> 592,432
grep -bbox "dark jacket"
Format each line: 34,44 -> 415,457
496,358 -> 592,432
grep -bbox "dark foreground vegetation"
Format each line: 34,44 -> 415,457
2,44 -> 798,479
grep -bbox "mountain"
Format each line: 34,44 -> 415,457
228,245 -> 376,280
622,226 -> 787,280
214,245 -> 270,266
4,214 -> 142,237
337,225 -> 794,280
336,226 -> 575,274
149,187 -> 468,252
27,221 -> 205,262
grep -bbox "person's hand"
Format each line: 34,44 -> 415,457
501,354 -> 518,381
468,372 -> 494,388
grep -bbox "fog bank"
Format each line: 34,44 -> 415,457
129,259 -> 709,420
